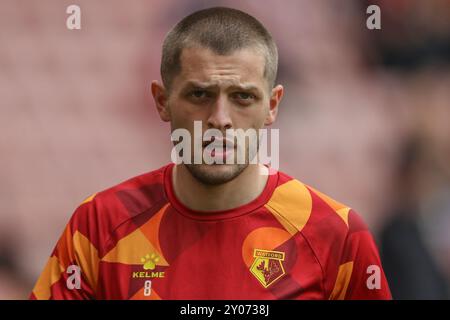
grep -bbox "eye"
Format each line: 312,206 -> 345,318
232,92 -> 256,105
235,92 -> 254,100
189,90 -> 208,99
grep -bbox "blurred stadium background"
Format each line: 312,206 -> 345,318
0,0 -> 449,299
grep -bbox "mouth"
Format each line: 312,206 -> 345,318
202,137 -> 235,161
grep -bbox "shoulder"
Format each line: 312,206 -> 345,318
89,163 -> 168,211
266,170 -> 369,249
267,170 -> 388,299
67,164 -> 170,255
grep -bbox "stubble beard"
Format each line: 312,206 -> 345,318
184,162 -> 249,185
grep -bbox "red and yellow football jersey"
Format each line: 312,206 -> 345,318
30,163 -> 391,300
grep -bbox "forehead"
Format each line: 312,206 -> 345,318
176,46 -> 266,88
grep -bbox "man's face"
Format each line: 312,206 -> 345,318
161,46 -> 280,185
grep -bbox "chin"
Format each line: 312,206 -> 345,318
185,163 -> 248,185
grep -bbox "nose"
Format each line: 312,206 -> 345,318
207,94 -> 232,131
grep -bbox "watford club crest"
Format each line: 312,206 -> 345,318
250,249 -> 286,288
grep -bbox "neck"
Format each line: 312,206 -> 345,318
172,164 -> 269,212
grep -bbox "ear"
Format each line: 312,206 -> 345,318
264,84 -> 284,126
151,80 -> 171,122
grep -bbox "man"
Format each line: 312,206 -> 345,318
31,7 -> 391,300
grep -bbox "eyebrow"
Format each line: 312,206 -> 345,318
183,81 -> 263,94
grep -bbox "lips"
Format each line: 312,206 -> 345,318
203,137 -> 235,161
202,137 -> 234,150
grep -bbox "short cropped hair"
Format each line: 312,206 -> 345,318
161,7 -> 278,92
